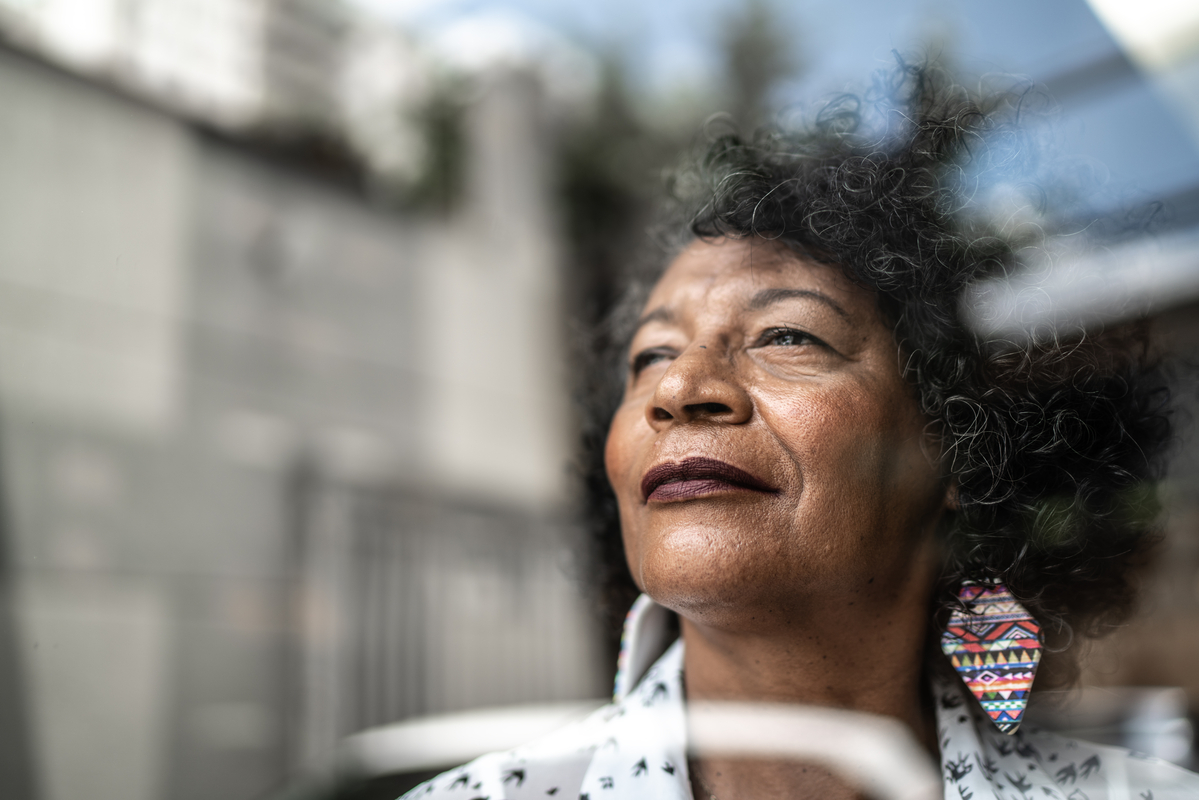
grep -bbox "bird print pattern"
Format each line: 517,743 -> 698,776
401,596 -> 1199,800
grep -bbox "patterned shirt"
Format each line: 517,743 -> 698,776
402,595 -> 1199,800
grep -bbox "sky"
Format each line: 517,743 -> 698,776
349,0 -> 1117,89
346,0 -> 1199,213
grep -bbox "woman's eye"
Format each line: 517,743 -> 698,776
756,327 -> 824,348
630,348 -> 676,375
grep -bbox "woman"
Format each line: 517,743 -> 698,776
405,65 -> 1199,799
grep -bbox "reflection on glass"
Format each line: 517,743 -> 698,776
0,2 -> 1198,800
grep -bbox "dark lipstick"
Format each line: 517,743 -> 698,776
640,457 -> 776,503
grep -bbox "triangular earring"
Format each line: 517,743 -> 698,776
940,583 -> 1043,734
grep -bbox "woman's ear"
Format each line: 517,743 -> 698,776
944,482 -> 960,511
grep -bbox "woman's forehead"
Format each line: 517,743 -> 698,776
645,237 -> 868,314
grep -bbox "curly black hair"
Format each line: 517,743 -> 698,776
579,60 -> 1173,687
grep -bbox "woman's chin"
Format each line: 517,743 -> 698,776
636,546 -> 796,628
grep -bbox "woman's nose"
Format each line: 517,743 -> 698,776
646,344 -> 753,429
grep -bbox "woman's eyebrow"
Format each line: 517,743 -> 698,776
633,306 -> 674,335
747,288 -> 850,319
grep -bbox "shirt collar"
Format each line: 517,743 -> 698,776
608,594 -> 1184,799
614,593 -> 676,702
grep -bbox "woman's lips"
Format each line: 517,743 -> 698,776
640,457 -> 776,503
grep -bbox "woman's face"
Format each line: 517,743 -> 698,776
605,237 -> 949,624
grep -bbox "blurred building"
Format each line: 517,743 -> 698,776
3,1 -> 1199,799
0,4 -> 604,800
0,0 -> 433,184
1000,3 -> 1199,757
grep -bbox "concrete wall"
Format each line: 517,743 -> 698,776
0,45 -> 602,800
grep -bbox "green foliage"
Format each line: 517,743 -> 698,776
720,0 -> 800,131
556,0 -> 803,325
556,61 -> 680,319
383,81 -> 468,215
1024,483 -> 1161,553
409,87 -> 468,213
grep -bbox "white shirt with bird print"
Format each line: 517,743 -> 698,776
402,595 -> 1199,800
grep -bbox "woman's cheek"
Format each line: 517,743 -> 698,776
604,403 -> 637,497
606,401 -> 648,585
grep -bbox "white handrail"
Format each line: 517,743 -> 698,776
339,699 -> 942,800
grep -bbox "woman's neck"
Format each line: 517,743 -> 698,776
680,612 -> 931,719
678,597 -> 937,800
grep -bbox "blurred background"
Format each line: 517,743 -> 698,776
0,1 -> 1198,799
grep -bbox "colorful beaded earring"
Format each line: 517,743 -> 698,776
940,583 -> 1043,734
